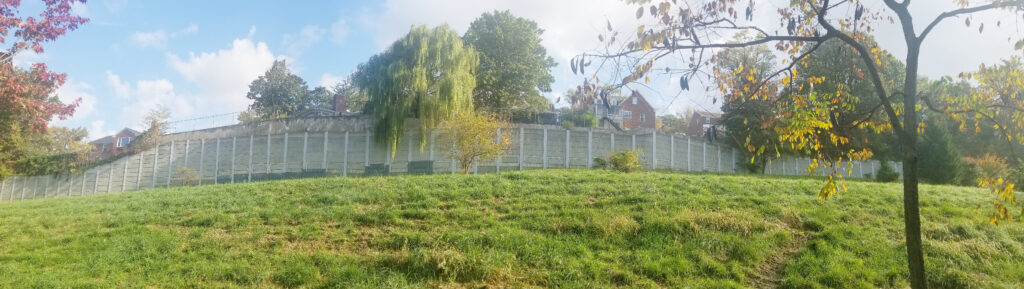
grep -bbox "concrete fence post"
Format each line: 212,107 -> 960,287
565,129 -> 570,169
496,128 -> 502,172
717,144 -> 722,172
610,132 -> 615,152
66,175 -> 71,197
33,177 -> 39,199
651,132 -> 657,170
365,131 -> 370,168
631,134 -> 636,150
0,177 -> 6,201
121,158 -> 128,192
9,176 -> 16,201
343,131 -> 349,177
542,128 -> 548,169
732,147 -> 736,172
248,135 -> 254,182
81,172 -> 87,196
518,127 -> 524,170
136,150 -> 144,190
702,139 -> 706,171
167,141 -> 174,187
670,134 -> 675,170
21,176 -> 27,200
283,132 -> 289,174
107,163 -> 113,193
408,131 -> 413,166
302,131 -> 308,171
429,130 -> 436,161
587,129 -> 593,168
1,178 -> 8,201
199,139 -> 206,185
153,143 -> 160,188
184,139 -> 190,174
229,137 -> 236,183
323,131 -> 329,171
266,133 -> 272,176
686,137 -> 691,171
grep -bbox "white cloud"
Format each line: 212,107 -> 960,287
318,73 -> 346,88
12,50 -> 46,67
104,71 -> 194,129
167,38 -> 277,114
71,1 -> 89,17
248,26 -> 257,38
180,23 -> 199,35
89,120 -> 115,141
105,71 -> 131,99
55,80 -> 97,122
283,25 -> 326,57
330,19 -> 350,44
124,79 -> 193,129
131,30 -> 167,48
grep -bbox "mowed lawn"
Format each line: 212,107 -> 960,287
0,170 -> 1022,288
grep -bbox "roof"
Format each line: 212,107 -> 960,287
88,127 -> 141,144
121,128 -> 142,135
691,111 -> 722,119
89,135 -> 114,145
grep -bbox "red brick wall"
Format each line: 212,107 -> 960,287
621,92 -> 656,130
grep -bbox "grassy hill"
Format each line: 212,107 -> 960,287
0,170 -> 1021,288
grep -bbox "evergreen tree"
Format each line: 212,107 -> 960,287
918,118 -> 963,184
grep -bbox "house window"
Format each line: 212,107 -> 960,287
641,113 -> 646,122
116,137 -> 132,148
705,116 -> 711,123
623,111 -> 632,119
632,97 -> 638,105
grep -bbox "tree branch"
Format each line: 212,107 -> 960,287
919,0 -> 1024,41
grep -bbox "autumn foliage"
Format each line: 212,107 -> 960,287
0,0 -> 88,178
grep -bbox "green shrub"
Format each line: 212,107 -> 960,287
876,161 -> 899,183
592,157 -> 609,169
561,120 -> 575,130
607,150 -> 642,173
174,168 -> 200,186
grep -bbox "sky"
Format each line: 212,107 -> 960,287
21,0 -> 1024,141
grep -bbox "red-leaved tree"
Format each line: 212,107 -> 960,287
0,0 -> 89,177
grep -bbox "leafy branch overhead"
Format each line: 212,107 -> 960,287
577,1 -> 1024,288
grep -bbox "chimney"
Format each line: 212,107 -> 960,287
333,93 -> 347,113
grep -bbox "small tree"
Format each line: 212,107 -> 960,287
439,113 -> 511,174
128,106 -> 170,154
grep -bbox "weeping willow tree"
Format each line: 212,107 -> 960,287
353,25 -> 478,157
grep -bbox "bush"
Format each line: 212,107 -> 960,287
876,161 -> 899,183
174,168 -> 200,186
561,120 -> 575,130
592,157 -> 609,169
607,150 -> 643,173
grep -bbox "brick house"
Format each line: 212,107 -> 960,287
582,91 -> 656,130
687,111 -> 723,137
88,128 -> 140,157
619,91 -> 656,130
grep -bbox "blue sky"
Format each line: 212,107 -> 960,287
27,0 -> 1023,141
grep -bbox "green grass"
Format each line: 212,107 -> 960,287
0,170 -> 1022,288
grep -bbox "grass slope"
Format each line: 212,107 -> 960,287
0,170 -> 1022,288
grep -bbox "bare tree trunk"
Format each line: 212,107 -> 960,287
902,43 -> 927,289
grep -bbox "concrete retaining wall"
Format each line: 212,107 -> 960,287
0,117 -> 902,202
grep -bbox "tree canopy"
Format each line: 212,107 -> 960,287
463,11 -> 556,118
353,25 -> 478,154
244,60 -> 323,121
581,0 -> 1024,287
0,0 -> 89,178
